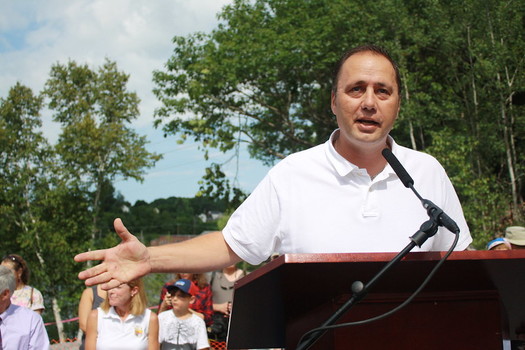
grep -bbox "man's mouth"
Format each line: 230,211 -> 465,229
356,118 -> 380,126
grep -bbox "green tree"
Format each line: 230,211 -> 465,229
441,0 -> 525,230
0,83 -> 48,251
103,196 -> 228,241
43,59 -> 162,249
0,83 -> 91,341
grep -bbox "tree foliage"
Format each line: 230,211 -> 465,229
100,194 -> 228,242
153,0 -> 525,247
0,60 -> 163,339
0,83 -> 92,339
43,59 -> 162,246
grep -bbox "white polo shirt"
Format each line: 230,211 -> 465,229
96,307 -> 152,350
222,130 -> 472,265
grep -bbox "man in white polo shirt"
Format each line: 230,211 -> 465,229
76,45 -> 472,289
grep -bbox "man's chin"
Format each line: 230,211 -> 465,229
350,132 -> 388,146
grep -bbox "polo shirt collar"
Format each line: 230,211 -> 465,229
326,129 -> 357,177
325,129 -> 398,180
104,306 -> 136,322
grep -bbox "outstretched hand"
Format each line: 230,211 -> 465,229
74,218 -> 152,290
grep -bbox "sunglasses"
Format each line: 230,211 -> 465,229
2,255 -> 22,269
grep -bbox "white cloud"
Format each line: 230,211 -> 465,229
0,0 -> 231,127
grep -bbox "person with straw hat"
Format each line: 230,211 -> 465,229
504,226 -> 525,249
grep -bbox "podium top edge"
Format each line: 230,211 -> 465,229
235,250 -> 525,289
282,249 -> 525,263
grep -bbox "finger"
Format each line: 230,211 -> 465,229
74,249 -> 107,263
101,278 -> 123,291
80,268 -> 116,287
114,218 -> 134,241
85,272 -> 122,290
78,262 -> 108,281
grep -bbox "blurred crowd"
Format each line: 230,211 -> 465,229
486,226 -> 525,251
1,254 -> 248,350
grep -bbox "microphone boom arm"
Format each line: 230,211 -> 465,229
383,148 -> 460,235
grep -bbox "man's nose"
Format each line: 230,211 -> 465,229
361,88 -> 376,110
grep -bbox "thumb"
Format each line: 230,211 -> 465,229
114,218 -> 134,241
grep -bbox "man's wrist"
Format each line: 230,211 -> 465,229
145,246 -> 154,274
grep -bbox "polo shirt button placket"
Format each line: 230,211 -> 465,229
362,182 -> 379,218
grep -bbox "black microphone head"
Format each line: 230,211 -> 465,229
382,148 -> 414,188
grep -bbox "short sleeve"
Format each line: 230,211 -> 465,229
30,287 -> 45,311
222,173 -> 282,265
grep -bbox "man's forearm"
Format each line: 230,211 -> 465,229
147,231 -> 241,273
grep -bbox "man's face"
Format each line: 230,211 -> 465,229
331,51 -> 400,150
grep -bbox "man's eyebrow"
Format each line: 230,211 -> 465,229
344,80 -> 392,89
347,80 -> 366,86
342,80 -> 365,90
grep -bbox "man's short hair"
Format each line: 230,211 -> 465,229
331,44 -> 402,96
0,265 -> 16,295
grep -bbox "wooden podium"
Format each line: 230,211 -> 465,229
227,250 -> 525,350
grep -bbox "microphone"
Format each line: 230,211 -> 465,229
381,148 -> 414,188
382,148 -> 460,235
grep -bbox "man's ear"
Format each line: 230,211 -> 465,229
0,288 -> 11,300
330,91 -> 337,115
189,295 -> 196,305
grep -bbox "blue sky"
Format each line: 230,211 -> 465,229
0,0 -> 271,204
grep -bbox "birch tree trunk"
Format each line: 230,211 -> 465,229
487,15 -> 521,220
402,71 -> 417,150
52,297 -> 66,343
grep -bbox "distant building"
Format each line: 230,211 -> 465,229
198,210 -> 224,223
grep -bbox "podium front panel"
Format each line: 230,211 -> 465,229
227,250 -> 525,349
